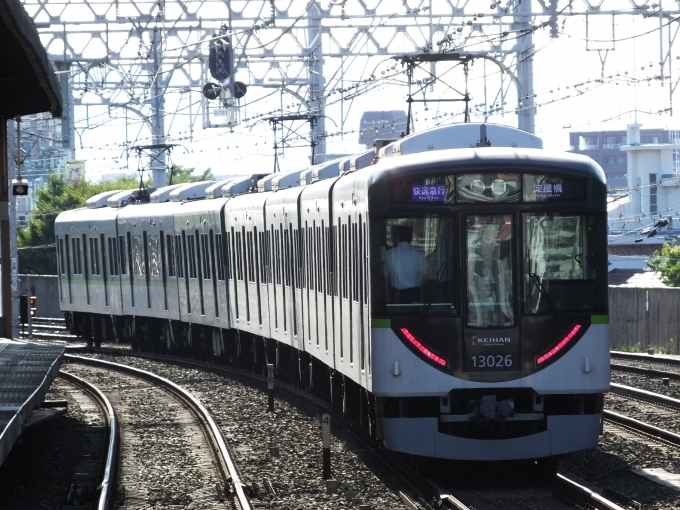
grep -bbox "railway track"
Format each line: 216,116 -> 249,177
23,330 -> 670,509
64,354 -> 251,510
66,346 -> 634,510
58,370 -> 118,510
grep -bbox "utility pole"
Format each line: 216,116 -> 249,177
307,2 -> 326,164
151,24 -> 167,187
515,0 -> 536,134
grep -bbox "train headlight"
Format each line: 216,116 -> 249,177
469,179 -> 485,194
491,178 -> 507,196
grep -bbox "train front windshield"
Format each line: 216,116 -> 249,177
373,171 -> 608,323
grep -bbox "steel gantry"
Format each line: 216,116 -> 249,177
20,0 -> 680,182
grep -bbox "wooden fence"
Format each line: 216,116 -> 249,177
609,286 -> 680,353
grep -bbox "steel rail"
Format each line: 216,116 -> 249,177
611,382 -> 680,409
59,370 -> 119,510
611,351 -> 680,366
555,474 -> 627,510
611,363 -> 680,381
604,409 -> 680,446
65,354 -> 251,510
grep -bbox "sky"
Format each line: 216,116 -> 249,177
29,0 -> 680,183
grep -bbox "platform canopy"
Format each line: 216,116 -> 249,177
0,0 -> 62,118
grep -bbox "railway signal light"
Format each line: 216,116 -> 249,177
19,295 -> 36,324
209,38 -> 232,82
12,178 -> 28,196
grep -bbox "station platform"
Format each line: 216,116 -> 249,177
0,340 -> 64,467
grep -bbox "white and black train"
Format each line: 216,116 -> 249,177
55,123 -> 610,462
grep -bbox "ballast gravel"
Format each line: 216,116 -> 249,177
78,353 -> 413,510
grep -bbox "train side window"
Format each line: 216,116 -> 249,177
214,233 -> 224,281
235,230 -> 244,281
227,230 -> 235,280
321,222 -> 328,295
315,224 -> 322,293
175,234 -> 184,279
324,224 -> 332,297
113,237 -> 120,276
306,224 -> 314,292
160,232 -> 167,278
107,238 -> 114,275
352,220 -> 359,302
119,236 -> 127,275
126,232 -> 134,277
273,228 -> 280,285
72,237 -> 79,274
187,234 -> 196,279
363,220 -> 368,305
333,225 -> 339,297
59,238 -> 66,275
253,228 -> 260,284
149,234 -> 161,276
132,234 -> 145,276
89,238 -> 97,275
201,233 -> 211,280
166,234 -> 175,277
247,231 -> 255,283
293,228 -> 301,289
258,231 -> 266,283
283,227 -> 291,287
342,222 -> 348,299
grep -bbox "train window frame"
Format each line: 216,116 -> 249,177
283,227 -> 291,287
201,233 -> 211,281
149,234 -> 161,277
214,232 -> 224,281
166,234 -> 175,277
374,215 -> 459,318
59,238 -> 66,275
464,214 -> 516,328
523,212 -> 606,314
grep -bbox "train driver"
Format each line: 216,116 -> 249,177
383,225 -> 430,303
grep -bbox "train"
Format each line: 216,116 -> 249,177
55,123 -> 610,462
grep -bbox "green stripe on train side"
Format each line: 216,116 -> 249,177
371,318 -> 391,328
591,315 -> 609,324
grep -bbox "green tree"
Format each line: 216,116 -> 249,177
167,165 -> 214,184
18,174 -> 139,274
646,240 -> 680,286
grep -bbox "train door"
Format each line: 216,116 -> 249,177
463,213 -> 519,372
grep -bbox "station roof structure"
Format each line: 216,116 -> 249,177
0,0 -> 62,117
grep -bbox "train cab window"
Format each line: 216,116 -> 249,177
377,216 -> 457,317
524,213 -> 605,313
132,234 -> 145,276
465,215 -> 515,327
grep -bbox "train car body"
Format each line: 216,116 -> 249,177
56,123 -> 609,462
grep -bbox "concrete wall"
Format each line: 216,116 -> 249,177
17,275 -> 62,319
609,286 -> 680,353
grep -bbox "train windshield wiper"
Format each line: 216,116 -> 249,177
529,272 -> 562,321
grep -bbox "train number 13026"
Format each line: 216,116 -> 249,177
471,354 -> 513,369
